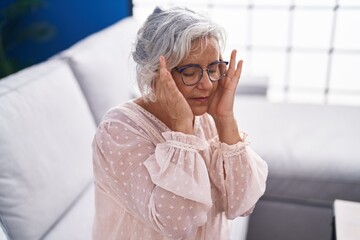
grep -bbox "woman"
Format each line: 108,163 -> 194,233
92,6 -> 268,240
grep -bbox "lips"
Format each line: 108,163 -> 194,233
191,96 -> 209,103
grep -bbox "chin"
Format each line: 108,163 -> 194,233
191,106 -> 209,116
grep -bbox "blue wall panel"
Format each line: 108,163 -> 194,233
7,0 -> 131,66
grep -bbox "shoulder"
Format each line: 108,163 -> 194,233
95,101 -> 142,137
96,101 -> 164,143
101,101 -> 136,123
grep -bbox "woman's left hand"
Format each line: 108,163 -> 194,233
208,49 -> 243,120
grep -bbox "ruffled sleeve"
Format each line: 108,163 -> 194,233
144,131 -> 212,206
209,135 -> 268,219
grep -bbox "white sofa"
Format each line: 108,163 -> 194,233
1,16 -> 360,240
0,17 -> 138,240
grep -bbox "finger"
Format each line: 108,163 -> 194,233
233,60 -> 243,84
159,55 -> 167,69
155,56 -> 167,97
157,56 -> 171,90
159,56 -> 168,82
227,50 -> 237,75
160,56 -> 176,84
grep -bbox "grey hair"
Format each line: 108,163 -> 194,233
132,6 -> 226,102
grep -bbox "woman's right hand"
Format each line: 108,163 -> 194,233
155,56 -> 194,134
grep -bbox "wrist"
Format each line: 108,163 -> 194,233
214,115 -> 242,144
213,113 -> 236,126
171,118 -> 194,135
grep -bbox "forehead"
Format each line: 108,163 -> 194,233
180,37 -> 220,64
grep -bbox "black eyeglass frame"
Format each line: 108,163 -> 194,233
173,60 -> 229,86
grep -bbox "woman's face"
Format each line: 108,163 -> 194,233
171,37 -> 220,116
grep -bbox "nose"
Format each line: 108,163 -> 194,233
197,69 -> 214,89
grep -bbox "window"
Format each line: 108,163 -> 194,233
132,0 -> 360,106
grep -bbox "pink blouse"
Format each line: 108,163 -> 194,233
92,101 -> 268,240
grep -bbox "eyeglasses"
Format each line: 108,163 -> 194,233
173,61 -> 229,86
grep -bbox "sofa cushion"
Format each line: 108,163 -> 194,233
0,59 -> 95,240
57,17 -> 139,124
247,199 -> 333,240
0,221 -> 9,240
234,96 -> 360,204
43,184 -> 94,240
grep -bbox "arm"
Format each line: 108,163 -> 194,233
200,114 -> 268,219
209,138 -> 268,219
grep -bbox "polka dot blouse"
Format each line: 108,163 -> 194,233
92,101 -> 268,240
